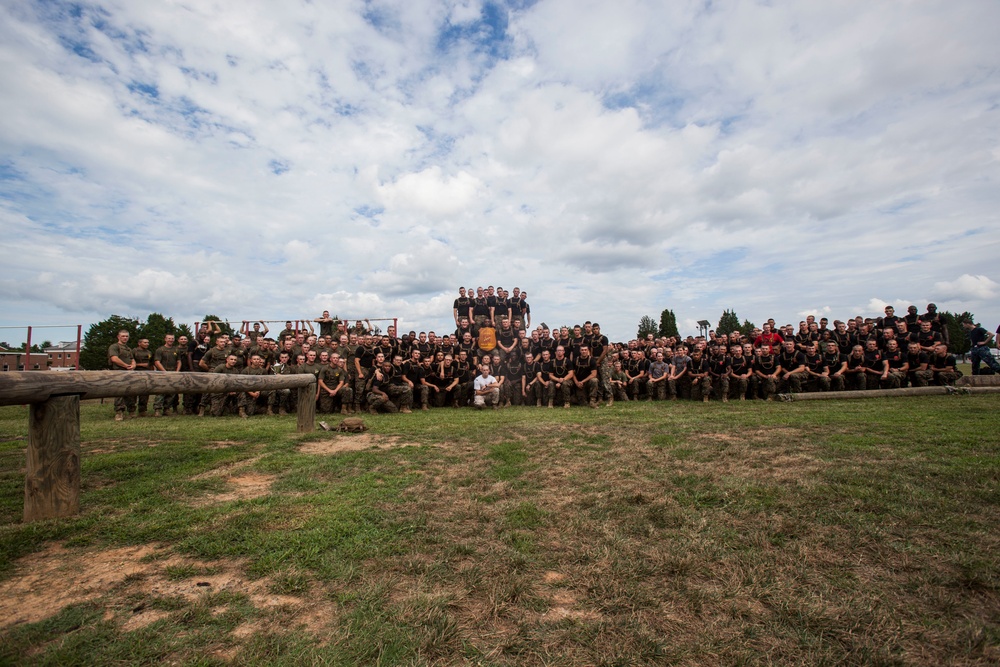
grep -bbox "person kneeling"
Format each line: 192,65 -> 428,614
473,363 -> 501,410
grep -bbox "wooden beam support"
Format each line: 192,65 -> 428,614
24,395 -> 80,522
297,383 -> 317,433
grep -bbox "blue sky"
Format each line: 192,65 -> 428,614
1,0 -> 999,342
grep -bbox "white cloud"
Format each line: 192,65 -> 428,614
934,275 -> 1000,302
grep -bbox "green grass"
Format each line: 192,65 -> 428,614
0,395 -> 999,665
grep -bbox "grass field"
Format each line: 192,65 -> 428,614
1,393 -> 999,666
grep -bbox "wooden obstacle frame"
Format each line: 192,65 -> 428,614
0,371 -> 317,523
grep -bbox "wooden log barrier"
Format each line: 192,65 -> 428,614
0,371 -> 318,522
778,385 -> 1000,401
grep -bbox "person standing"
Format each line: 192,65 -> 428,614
108,330 -> 136,421
132,338 -> 154,416
153,334 -> 181,417
962,319 -> 1000,374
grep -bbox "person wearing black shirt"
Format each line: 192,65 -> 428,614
963,319 -> 1000,374
707,346 -> 731,402
905,342 -> 932,387
752,345 -> 780,400
525,351 -> 544,406
801,343 -> 830,392
365,360 -> 400,414
920,303 -> 949,346
453,287 -> 473,327
688,349 -> 712,402
543,346 -> 574,408
822,341 -> 847,391
505,352 -> 526,406
572,345 -> 600,408
929,343 -> 962,386
777,340 -> 806,394
882,339 -> 908,389
844,345 -> 867,391
862,339 -> 889,389
624,349 -> 649,401
727,345 -> 752,400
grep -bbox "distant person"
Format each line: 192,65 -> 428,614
963,319 -> 1000,375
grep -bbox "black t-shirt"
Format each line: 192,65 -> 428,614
573,356 -> 597,380
862,349 -> 884,371
803,353 -> 827,375
688,357 -> 710,376
472,298 -> 490,318
778,351 -> 805,373
753,354 -> 777,374
549,356 -> 571,379
729,356 -> 750,376
906,350 -> 928,370
453,297 -> 472,316
403,360 -> 424,385
709,356 -> 731,377
929,353 -> 957,372
822,352 -> 845,373
884,349 -> 906,370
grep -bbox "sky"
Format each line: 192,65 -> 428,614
1,0 -> 999,344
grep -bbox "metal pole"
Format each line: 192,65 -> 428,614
76,325 -> 82,370
25,325 -> 31,371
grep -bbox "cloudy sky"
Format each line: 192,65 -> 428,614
1,0 -> 999,342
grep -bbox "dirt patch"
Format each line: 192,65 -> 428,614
300,434 -> 426,455
0,543 -> 338,634
190,456 -> 263,480
190,472 -> 276,506
0,543 -> 158,629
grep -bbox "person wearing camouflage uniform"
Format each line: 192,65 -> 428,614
153,334 -> 181,417
108,330 -> 136,420
132,338 -> 154,416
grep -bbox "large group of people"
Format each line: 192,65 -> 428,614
105,290 -> 996,420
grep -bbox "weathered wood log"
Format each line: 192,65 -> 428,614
0,371 -> 315,407
297,382 -> 317,433
24,395 -> 80,521
957,375 -> 1000,387
779,386 -> 1000,401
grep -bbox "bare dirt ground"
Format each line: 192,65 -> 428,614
298,434 -> 426,455
0,542 -> 336,634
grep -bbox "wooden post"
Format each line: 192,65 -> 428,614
297,382 -> 316,433
24,395 -> 81,521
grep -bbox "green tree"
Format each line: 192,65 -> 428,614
942,310 -> 973,355
637,315 -> 658,340
80,315 -> 141,370
658,309 -> 679,338
739,319 -> 757,338
717,309 -> 741,336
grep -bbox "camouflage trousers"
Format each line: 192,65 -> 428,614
319,387 -> 354,413
367,391 -> 399,413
